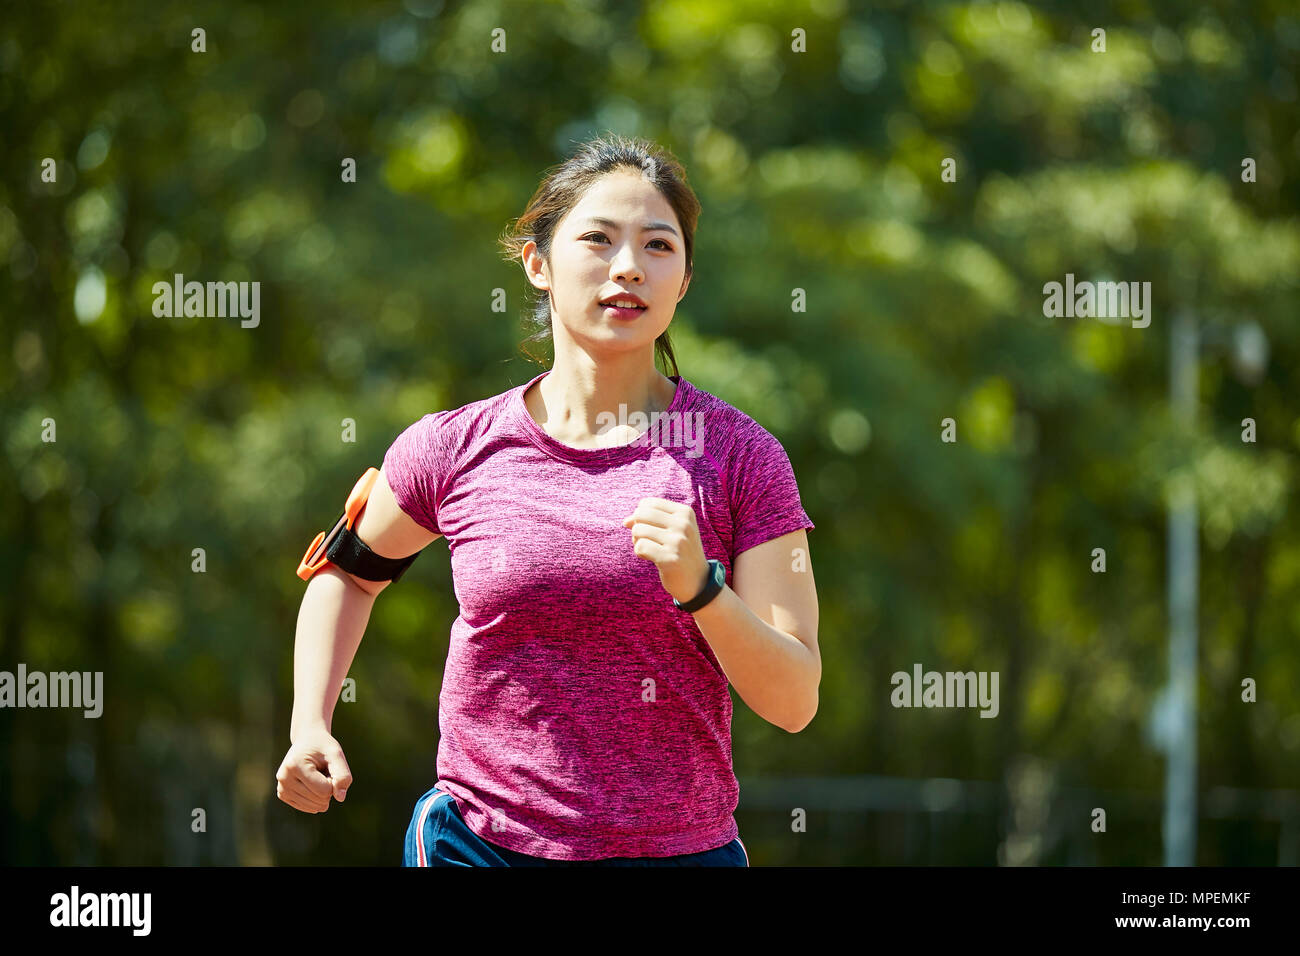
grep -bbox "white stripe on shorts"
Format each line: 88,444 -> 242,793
415,790 -> 452,867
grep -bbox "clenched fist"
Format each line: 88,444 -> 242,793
622,497 -> 711,605
275,727 -> 352,814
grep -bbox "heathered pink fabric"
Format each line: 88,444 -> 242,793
381,369 -> 815,860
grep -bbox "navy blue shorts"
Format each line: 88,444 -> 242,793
403,786 -> 749,867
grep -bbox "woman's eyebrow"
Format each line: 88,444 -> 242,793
582,216 -> 678,237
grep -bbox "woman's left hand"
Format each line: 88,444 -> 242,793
622,498 -> 711,605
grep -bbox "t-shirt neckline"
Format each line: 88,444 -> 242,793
512,369 -> 692,465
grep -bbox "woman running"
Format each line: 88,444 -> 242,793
277,134 -> 820,866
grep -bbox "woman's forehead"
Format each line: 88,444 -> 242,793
576,170 -> 668,209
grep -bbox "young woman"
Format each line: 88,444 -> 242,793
277,135 -> 819,866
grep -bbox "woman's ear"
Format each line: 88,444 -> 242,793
521,240 -> 550,292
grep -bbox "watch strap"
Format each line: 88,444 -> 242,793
674,559 -> 725,612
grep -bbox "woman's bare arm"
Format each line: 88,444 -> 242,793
278,469 -> 441,812
336,467 -> 443,599
688,529 -> 820,733
289,467 -> 439,737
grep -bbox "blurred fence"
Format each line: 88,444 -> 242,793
736,774 -> 1300,866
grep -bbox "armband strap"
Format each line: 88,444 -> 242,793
296,467 -> 420,583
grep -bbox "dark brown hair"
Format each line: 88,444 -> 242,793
498,134 -> 701,378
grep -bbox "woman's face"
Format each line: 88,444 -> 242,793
524,168 -> 690,356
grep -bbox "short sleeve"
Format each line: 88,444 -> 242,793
727,424 -> 816,559
381,410 -> 453,536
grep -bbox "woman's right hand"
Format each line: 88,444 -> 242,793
275,727 -> 353,813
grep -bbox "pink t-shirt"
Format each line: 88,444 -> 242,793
381,368 -> 815,860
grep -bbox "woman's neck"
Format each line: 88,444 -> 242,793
526,364 -> 676,448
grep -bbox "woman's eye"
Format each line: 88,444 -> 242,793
583,233 -> 672,251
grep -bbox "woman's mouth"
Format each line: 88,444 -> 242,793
600,301 -> 647,319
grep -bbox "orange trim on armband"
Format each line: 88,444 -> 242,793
296,467 -> 382,581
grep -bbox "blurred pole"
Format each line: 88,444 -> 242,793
1165,309 -> 1198,866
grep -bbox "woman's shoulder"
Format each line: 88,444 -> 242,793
403,380 -> 519,435
387,382 -> 520,466
682,378 -> 791,457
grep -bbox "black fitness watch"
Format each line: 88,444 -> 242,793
673,559 -> 726,613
